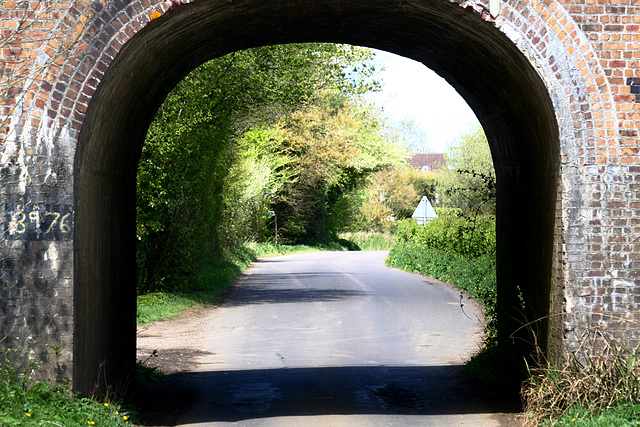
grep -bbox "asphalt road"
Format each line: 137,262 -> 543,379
136,251 -> 522,426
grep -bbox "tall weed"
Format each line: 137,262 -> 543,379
522,327 -> 640,426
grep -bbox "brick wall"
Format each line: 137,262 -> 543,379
559,0 -> 640,350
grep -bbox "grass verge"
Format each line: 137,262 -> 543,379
546,404 -> 640,426
0,340 -> 135,426
338,231 -> 396,251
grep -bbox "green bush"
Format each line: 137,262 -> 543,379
396,212 -> 495,258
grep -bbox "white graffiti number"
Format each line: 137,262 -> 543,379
7,207 -> 72,236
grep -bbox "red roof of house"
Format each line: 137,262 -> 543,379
407,153 -> 446,171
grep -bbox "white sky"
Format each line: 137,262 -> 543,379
367,49 -> 480,153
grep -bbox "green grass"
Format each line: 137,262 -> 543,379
136,292 -> 201,324
547,405 -> 640,426
338,231 -> 396,250
0,342 -> 135,426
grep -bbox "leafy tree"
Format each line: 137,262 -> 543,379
343,165 -> 438,232
227,126 -> 296,242
382,117 -> 431,153
137,114 -> 235,292
136,43 -> 384,293
437,125 -> 495,215
269,93 -> 406,242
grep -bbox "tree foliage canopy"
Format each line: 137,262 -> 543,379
267,94 -> 407,241
136,43 -> 404,293
437,126 -> 495,215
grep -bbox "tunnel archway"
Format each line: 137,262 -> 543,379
75,0 -> 560,394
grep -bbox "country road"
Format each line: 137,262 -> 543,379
135,251 -> 524,426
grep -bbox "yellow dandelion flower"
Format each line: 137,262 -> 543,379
123,415 -> 129,421
26,413 -> 31,417
87,421 -> 95,425
104,402 -> 109,407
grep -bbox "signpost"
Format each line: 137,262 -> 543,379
411,196 -> 437,226
268,210 -> 278,243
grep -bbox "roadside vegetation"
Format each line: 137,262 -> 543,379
383,126 -> 502,382
522,327 -> 640,426
383,127 -> 640,425
522,329 -> 640,426
0,340 -> 135,426
133,42 -> 449,324
135,43 -> 407,299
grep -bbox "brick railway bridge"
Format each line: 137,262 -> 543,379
1,0 -> 639,394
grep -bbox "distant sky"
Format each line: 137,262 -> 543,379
367,49 -> 479,153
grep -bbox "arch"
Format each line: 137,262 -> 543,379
74,0 -> 560,394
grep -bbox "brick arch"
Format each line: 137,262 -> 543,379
499,0 -> 638,353
4,0 -> 638,397
493,0 -> 622,360
72,0 -> 562,393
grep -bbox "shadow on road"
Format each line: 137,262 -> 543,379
131,364 -> 522,425
221,276 -> 368,306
